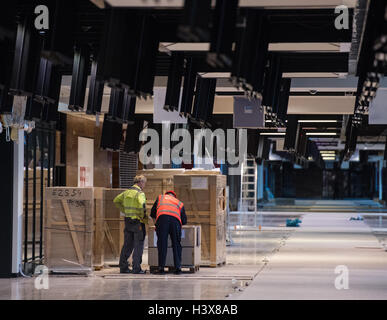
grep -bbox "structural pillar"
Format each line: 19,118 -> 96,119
0,129 -> 23,278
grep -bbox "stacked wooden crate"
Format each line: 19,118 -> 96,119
136,169 -> 185,226
44,187 -> 94,273
174,174 -> 227,267
93,188 -> 127,268
45,187 -> 127,272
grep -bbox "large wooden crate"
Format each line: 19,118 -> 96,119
44,187 -> 94,273
93,188 -> 127,267
137,169 -> 185,210
174,174 -> 227,267
137,168 -> 220,211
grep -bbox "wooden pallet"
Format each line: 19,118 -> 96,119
149,265 -> 200,274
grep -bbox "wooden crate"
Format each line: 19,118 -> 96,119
174,174 -> 227,267
44,187 -> 94,273
137,169 -> 185,209
137,169 -> 185,227
93,188 -> 127,267
137,168 -> 220,212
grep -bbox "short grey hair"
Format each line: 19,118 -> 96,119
134,175 -> 147,184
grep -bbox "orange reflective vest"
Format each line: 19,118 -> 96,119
156,194 -> 183,225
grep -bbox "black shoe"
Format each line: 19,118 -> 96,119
157,268 -> 166,275
173,269 -> 182,275
120,268 -> 132,274
132,269 -> 146,274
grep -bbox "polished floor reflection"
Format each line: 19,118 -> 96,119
2,208 -> 386,300
0,227 -> 289,300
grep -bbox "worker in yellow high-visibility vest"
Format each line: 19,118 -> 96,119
114,175 -> 148,274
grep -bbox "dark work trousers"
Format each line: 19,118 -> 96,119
119,218 -> 146,272
156,215 -> 182,270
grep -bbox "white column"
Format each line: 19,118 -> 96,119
12,130 -> 24,274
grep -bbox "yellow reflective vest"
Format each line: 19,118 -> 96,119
113,184 -> 148,224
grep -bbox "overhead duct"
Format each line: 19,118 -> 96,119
284,115 -> 299,152
129,15 -> 159,98
296,131 -> 308,159
277,78 -> 291,126
97,9 -> 131,88
178,0 -> 211,42
9,17 -> 42,96
124,119 -> 144,154
25,58 -> 61,122
207,0 -> 239,68
262,53 -> 283,127
247,129 -> 259,158
107,87 -> 124,122
68,46 -> 90,111
41,0 -> 77,65
231,10 -> 269,99
100,113 -> 123,152
86,58 -> 105,115
180,57 -> 197,118
191,77 -> 216,126
0,39 -> 15,114
343,116 -> 358,161
164,52 -> 184,112
353,1 -> 387,124
256,136 -> 270,165
98,10 -> 159,97
122,90 -> 136,125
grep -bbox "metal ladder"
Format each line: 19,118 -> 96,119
239,158 -> 258,226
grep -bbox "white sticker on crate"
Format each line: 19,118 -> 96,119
191,177 -> 208,190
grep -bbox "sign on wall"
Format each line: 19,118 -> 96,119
78,137 -> 94,187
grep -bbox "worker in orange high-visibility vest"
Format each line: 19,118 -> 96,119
150,190 -> 187,275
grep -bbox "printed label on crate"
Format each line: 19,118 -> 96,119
46,188 -> 92,200
191,177 -> 208,190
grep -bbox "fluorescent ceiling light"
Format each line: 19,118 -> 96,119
306,132 -> 338,136
320,150 -> 336,153
260,132 -> 286,136
298,120 -> 338,123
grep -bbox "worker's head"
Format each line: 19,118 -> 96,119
165,190 -> 177,198
134,175 -> 147,190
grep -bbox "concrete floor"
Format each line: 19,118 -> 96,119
234,211 -> 387,300
0,226 -> 288,300
1,207 -> 387,300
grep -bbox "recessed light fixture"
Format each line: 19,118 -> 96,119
298,120 -> 338,123
306,132 -> 338,136
260,132 -> 286,136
